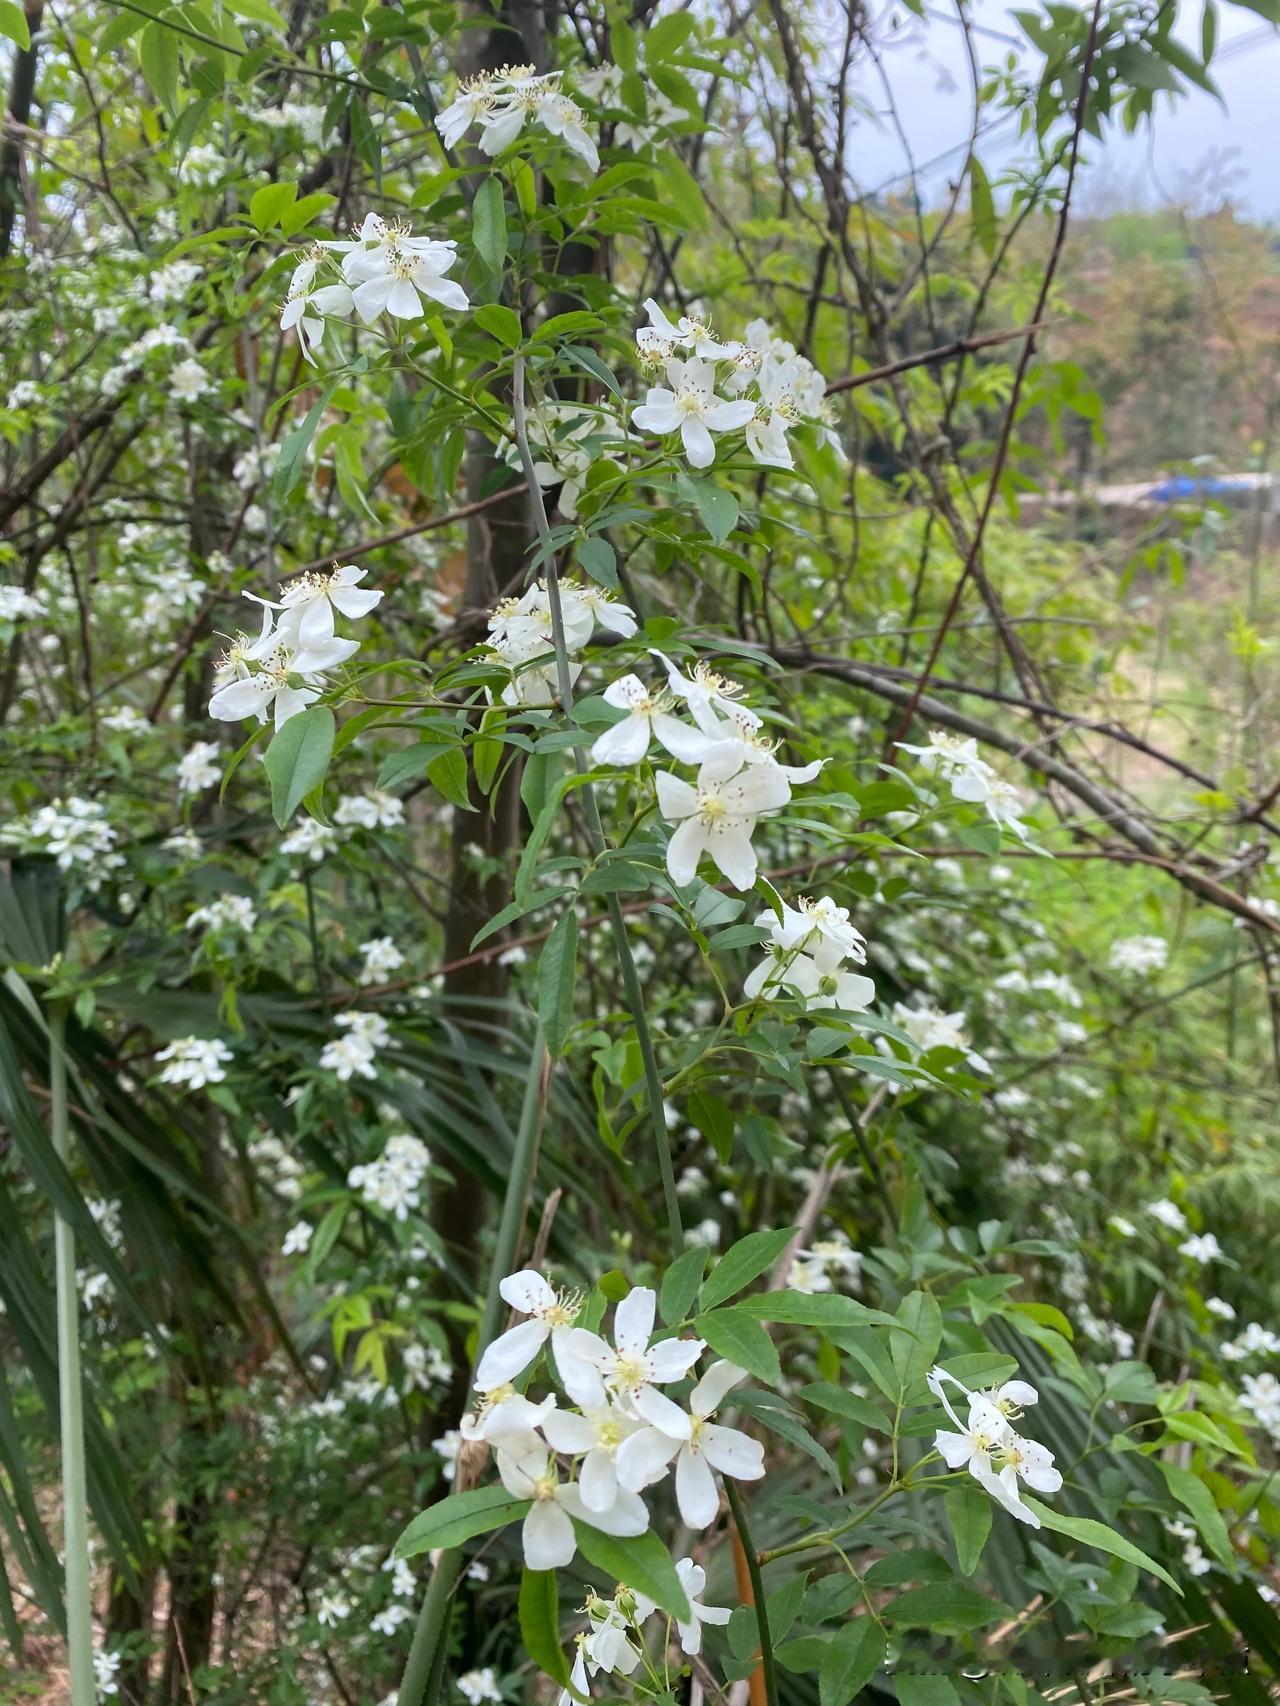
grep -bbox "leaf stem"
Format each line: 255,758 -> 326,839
397,1027 -> 550,1706
510,352 -> 683,1262
725,1480 -> 778,1706
51,1005 -> 96,1706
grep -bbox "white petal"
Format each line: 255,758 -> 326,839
648,1337 -> 706,1382
579,1447 -> 619,1513
634,1383 -> 692,1438
540,1410 -> 597,1454
474,1318 -> 548,1390
680,417 -> 715,468
675,1446 -> 720,1528
500,1270 -> 557,1314
706,822 -> 758,890
665,816 -> 707,887
614,1287 -> 656,1354
700,1422 -> 765,1480
591,713 -> 652,767
615,1427 -> 680,1491
560,1483 -> 649,1537
522,1499 -> 577,1569
654,769 -> 699,821
690,1359 -> 747,1417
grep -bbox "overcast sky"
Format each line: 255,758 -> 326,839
852,0 -> 1280,218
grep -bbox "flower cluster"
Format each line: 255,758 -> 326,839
176,740 -> 222,796
9,796 -> 125,889
186,895 -> 256,936
559,1554 -> 731,1698
436,65 -> 600,172
1108,934 -> 1168,976
898,730 -> 1030,840
209,564 -> 381,732
486,579 -> 637,708
593,650 -> 823,891
501,400 -> 629,519
348,1132 -> 432,1221
318,1009 -> 390,1081
928,1366 -> 1061,1527
631,303 -> 842,471
464,1272 -> 764,1569
155,1035 -> 233,1090
280,214 -> 470,360
745,895 -> 875,1015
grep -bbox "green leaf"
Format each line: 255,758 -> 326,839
1021,1499 -> 1182,1592
537,910 -> 578,1057
518,1570 -> 569,1686
896,1679 -> 960,1706
677,472 -> 738,544
1156,1462 -> 1234,1568
475,303 -> 522,348
280,191 -> 336,236
659,1247 -> 706,1326
570,1523 -> 690,1620
578,536 -> 618,590
532,311 -> 607,342
426,747 -> 474,812
472,178 -> 507,279
139,20 -> 180,113
884,1582 -> 1009,1634
735,1388 -> 841,1490
395,1487 -> 530,1557
890,1291 -> 942,1391
700,1227 -> 796,1311
968,154 -> 996,256
563,344 -> 624,400
818,1617 -> 885,1706
695,1308 -> 781,1385
731,1292 -> 900,1330
274,381 -> 339,500
943,1482 -> 992,1576
799,1383 -> 892,1432
263,708 -> 335,828
224,0 -> 286,28
0,1 -> 31,49
249,181 -> 297,232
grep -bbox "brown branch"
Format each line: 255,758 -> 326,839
824,319 -> 1058,396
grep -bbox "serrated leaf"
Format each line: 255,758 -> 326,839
263,708 -> 334,827
1156,1462 -> 1233,1568
890,1291 -> 942,1391
818,1617 -> 885,1706
537,910 -> 578,1057
695,1308 -> 781,1385
700,1227 -> 796,1311
570,1523 -> 690,1620
426,747 -> 474,812
395,1486 -> 530,1557
249,180 -> 297,232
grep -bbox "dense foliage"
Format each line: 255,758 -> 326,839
3,0 -> 1280,1704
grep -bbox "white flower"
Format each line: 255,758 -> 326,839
251,564 -> 383,652
359,935 -> 405,985
371,1601 -> 413,1635
1109,1215 -> 1137,1237
672,1557 -> 733,1655
1109,935 -> 1168,976
1206,1296 -> 1236,1320
169,357 -> 209,401
348,1131 -> 431,1220
316,1592 -> 350,1625
0,585 -> 44,622
177,740 -> 222,796
280,261 -> 355,363
93,1649 -> 122,1697
928,1367 -> 1060,1527
156,1036 -> 233,1090
456,1666 -> 503,1705
208,630 -> 359,732
561,1286 -> 705,1433
590,674 -> 720,767
335,790 -> 405,830
495,1440 -> 648,1569
745,356 -> 801,469
336,216 -> 469,321
1178,1232 -> 1222,1264
745,899 -> 874,1014
1240,1373 -> 1280,1437
282,1221 -> 312,1256
432,1429 -> 462,1481
473,1270 -> 585,1393
1147,1198 -> 1188,1234
280,818 -> 340,863
891,1001 -> 970,1055
794,1230 -> 863,1291
319,1010 -> 390,1081
536,94 -> 599,170
541,1403 -> 644,1512
639,298 -> 728,360
616,1358 -> 763,1528
461,1387 -> 557,1444
632,356 -> 755,469
656,761 -> 791,890
186,895 -> 256,935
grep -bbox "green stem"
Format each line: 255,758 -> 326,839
396,1027 -> 550,1706
757,1480 -> 902,1565
51,1006 -> 95,1706
510,352 -> 683,1261
725,1480 -> 778,1706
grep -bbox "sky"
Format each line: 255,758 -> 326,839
852,0 -> 1280,219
